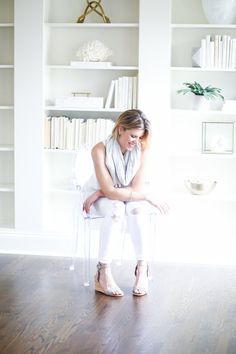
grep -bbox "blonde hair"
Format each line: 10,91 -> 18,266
112,109 -> 151,149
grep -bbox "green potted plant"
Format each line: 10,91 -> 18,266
177,81 -> 224,110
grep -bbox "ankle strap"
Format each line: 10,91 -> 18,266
137,260 -> 148,267
97,262 -> 110,282
97,262 -> 110,270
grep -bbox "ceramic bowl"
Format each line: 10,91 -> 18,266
184,179 -> 217,195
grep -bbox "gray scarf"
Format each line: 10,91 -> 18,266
105,136 -> 141,187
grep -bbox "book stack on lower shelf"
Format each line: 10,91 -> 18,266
44,116 -> 115,150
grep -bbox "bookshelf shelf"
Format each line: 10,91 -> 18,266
45,106 -> 124,112
0,65 -> 14,68
170,108 -> 236,116
46,23 -> 139,28
171,67 -> 236,72
171,24 -> 236,29
0,184 -> 14,192
0,23 -> 14,27
47,65 -> 138,70
0,145 -> 14,151
169,192 -> 236,203
169,151 -> 236,159
0,106 -> 14,110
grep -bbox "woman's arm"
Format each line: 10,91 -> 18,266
83,189 -> 104,213
86,142 -> 169,214
91,142 -> 148,202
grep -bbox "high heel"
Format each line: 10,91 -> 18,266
133,260 -> 149,297
94,262 -> 124,297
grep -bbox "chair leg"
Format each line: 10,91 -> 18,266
83,217 -> 91,286
69,200 -> 80,271
148,213 -> 157,280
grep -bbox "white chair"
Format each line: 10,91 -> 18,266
69,149 -> 158,286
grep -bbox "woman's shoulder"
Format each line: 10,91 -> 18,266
91,141 -> 105,158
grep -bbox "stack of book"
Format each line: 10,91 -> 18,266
199,34 -> 236,69
105,76 -> 138,109
44,116 -> 115,150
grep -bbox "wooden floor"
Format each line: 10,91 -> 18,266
0,255 -> 236,354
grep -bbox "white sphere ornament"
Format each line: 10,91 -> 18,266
76,40 -> 113,62
201,0 -> 236,24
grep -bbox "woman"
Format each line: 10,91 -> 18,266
82,109 -> 168,297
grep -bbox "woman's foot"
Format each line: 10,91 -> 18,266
133,260 -> 149,296
94,262 -> 124,297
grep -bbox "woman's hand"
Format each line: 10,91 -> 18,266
83,190 -> 104,214
145,194 -> 170,215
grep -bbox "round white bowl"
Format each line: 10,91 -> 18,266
185,179 -> 217,195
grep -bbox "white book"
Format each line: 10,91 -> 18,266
105,80 -> 115,109
231,38 -> 236,68
44,116 -> 51,149
65,118 -> 73,150
71,118 -> 76,150
218,40 -> 223,68
100,118 -> 107,141
122,76 -> 129,109
58,116 -> 64,149
85,119 -> 96,148
205,34 -> 211,68
92,119 -> 97,147
51,117 -> 60,149
106,119 -> 115,138
118,76 -> 124,109
80,120 -> 87,148
229,38 -> 234,69
222,35 -> 228,68
62,117 -> 67,150
216,35 -> 221,68
114,80 -> 119,108
50,117 -> 55,149
226,35 -> 231,68
210,41 -> 215,68
74,118 -> 80,150
127,77 -> 132,109
200,39 -> 206,68
132,76 -> 138,108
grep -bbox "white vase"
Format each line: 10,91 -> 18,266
201,0 -> 236,24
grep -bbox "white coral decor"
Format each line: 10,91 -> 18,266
76,40 -> 113,62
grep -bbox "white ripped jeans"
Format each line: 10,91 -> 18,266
90,198 -> 152,264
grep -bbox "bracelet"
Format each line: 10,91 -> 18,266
129,190 -> 133,201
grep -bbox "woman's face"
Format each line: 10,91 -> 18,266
117,127 -> 144,153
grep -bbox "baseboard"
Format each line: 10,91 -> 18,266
1,228 -> 236,266
0,228 -> 76,257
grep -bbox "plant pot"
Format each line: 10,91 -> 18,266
192,95 -> 210,111
201,0 -> 236,24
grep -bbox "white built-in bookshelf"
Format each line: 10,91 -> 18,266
170,0 -> 236,202
0,0 -> 235,263
0,0 -> 14,228
43,0 -> 139,232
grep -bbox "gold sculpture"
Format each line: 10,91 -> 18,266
77,0 -> 110,23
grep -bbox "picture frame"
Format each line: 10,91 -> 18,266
202,121 -> 235,154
